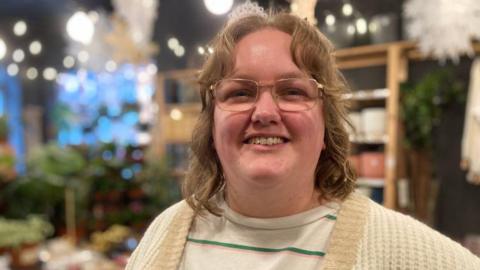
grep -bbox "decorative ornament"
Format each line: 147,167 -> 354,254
66,11 -> 114,71
104,15 -> 158,64
108,0 -> 159,64
404,0 -> 480,63
290,0 -> 318,25
228,0 -> 267,24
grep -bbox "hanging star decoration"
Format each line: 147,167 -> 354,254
104,15 -> 158,65
404,0 -> 480,63
290,0 -> 318,25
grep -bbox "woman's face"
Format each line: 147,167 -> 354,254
213,28 -> 325,190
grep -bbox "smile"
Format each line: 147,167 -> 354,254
246,136 -> 287,145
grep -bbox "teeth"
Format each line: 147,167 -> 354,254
248,136 -> 285,145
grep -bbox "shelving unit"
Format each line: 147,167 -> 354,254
335,41 -> 415,209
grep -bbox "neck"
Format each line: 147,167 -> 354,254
224,176 -> 321,218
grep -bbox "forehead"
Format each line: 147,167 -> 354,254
229,28 -> 304,80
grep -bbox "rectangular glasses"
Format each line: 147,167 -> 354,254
210,78 -> 324,112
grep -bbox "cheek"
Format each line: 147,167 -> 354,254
294,108 -> 325,149
212,109 -> 243,152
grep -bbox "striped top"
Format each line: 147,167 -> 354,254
178,197 -> 340,270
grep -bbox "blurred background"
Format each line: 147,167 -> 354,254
0,0 -> 479,269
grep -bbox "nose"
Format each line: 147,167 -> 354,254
251,90 -> 281,125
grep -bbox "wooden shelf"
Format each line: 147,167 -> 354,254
357,178 -> 385,188
350,136 -> 388,145
344,88 -> 389,101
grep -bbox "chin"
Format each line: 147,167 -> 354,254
245,168 -> 286,182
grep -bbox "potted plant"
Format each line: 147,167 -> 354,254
401,68 -> 465,220
0,215 -> 53,267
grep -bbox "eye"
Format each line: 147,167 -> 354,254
227,88 -> 255,98
217,80 -> 257,103
277,87 -> 310,101
282,88 -> 309,97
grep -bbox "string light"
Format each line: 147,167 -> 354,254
204,0 -> 233,15
26,67 -> 38,80
29,40 -> 42,55
174,45 -> 185,57
43,67 -> 58,81
13,21 -> 27,36
170,108 -> 183,120
0,38 -> 7,60
77,50 -> 89,63
63,56 -> 75,68
167,37 -> 179,50
342,3 -> 353,17
356,18 -> 368,35
325,14 -> 336,26
7,63 -> 19,76
13,49 -> 25,63
66,11 -> 94,45
105,60 -> 117,72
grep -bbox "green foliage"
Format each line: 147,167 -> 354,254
0,215 -> 53,248
401,68 -> 465,150
0,116 -> 8,141
138,155 -> 181,211
26,143 -> 87,188
1,143 -> 90,222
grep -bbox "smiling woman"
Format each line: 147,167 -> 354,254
126,7 -> 480,270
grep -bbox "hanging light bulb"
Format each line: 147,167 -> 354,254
13,21 -> 28,36
66,11 -> 95,45
29,40 -> 42,55
204,0 -> 233,15
342,3 -> 353,17
0,38 -> 7,60
13,49 -> 25,63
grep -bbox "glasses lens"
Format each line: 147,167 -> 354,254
215,79 -> 257,111
275,79 -> 318,111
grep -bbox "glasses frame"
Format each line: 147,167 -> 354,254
209,78 -> 324,112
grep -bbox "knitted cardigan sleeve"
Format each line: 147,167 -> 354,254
126,200 -> 194,270
354,200 -> 480,269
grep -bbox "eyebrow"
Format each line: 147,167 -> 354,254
227,70 -> 307,80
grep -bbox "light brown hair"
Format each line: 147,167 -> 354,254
182,11 -> 355,215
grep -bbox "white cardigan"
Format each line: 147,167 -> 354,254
126,193 -> 480,269
462,57 -> 480,184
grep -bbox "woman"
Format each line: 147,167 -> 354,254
127,10 -> 480,270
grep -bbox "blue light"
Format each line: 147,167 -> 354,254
122,111 -> 139,126
0,92 -> 4,115
121,168 -> 134,180
131,163 -> 142,173
102,150 -> 113,160
97,116 -> 112,143
123,64 -> 136,80
64,76 -> 80,93
58,129 -> 69,146
132,149 -> 143,160
70,126 -> 83,145
107,105 -> 122,117
55,64 -> 156,147
126,237 -> 138,250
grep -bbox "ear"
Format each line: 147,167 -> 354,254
322,141 -> 326,150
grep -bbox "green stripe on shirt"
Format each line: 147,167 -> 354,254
326,214 -> 337,220
186,237 -> 326,257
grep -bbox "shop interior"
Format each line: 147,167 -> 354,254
0,0 -> 479,269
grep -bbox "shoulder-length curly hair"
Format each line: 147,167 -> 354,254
182,11 -> 355,215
